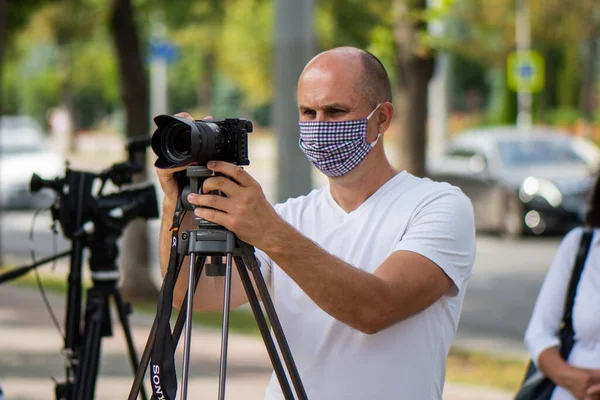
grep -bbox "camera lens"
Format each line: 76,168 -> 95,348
169,128 -> 191,156
162,122 -> 193,164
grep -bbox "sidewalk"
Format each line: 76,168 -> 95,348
0,285 -> 513,400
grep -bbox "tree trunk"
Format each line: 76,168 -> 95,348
0,0 -> 6,267
197,49 -> 215,111
109,0 -> 157,302
0,0 -> 5,113
580,17 -> 597,138
394,0 -> 435,178
540,47 -> 558,122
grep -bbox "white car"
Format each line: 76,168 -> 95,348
0,115 -> 64,209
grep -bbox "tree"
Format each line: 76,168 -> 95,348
109,0 -> 157,301
394,0 -> 435,177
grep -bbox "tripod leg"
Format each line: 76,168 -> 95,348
217,253 -> 234,400
75,286 -> 107,400
241,255 -> 308,400
233,256 -> 296,400
112,289 -> 148,400
181,252 -> 198,400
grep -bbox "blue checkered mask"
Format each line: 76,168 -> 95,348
298,104 -> 381,177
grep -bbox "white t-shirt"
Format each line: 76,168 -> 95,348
256,171 -> 476,400
525,227 -> 600,400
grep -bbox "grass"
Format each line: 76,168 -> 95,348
446,347 -> 528,393
1,266 -> 527,392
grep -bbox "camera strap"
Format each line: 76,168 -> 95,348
150,196 -> 183,400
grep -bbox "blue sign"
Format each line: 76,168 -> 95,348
150,40 -> 178,64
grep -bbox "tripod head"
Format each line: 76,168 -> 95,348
30,137 -> 159,244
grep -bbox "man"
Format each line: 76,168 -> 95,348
157,47 -> 475,399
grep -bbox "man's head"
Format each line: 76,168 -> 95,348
297,47 -> 394,179
297,47 -> 392,122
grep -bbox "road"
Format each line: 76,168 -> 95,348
1,209 -> 561,356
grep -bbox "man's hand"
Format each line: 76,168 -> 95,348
186,160 -> 284,250
155,112 -> 209,206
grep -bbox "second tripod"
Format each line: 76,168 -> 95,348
129,166 -> 308,400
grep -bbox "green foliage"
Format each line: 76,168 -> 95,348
544,107 -> 583,125
216,0 -> 273,108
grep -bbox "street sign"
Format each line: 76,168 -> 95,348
507,50 -> 545,93
149,39 -> 178,64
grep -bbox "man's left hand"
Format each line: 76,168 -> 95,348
186,161 -> 284,250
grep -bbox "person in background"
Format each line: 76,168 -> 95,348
525,174 -> 600,400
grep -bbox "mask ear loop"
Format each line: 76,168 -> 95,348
366,103 -> 382,147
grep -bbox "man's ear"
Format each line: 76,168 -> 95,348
378,102 -> 394,133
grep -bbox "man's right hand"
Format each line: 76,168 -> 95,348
155,112 -> 212,206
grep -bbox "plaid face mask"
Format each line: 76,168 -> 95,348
298,104 -> 381,177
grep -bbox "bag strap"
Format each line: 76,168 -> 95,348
559,228 -> 594,356
150,193 -> 185,400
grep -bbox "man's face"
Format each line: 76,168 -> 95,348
297,57 -> 369,123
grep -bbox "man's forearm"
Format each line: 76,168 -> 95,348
263,221 -> 401,334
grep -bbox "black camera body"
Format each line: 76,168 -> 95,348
151,115 -> 253,169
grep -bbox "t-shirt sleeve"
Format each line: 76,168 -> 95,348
253,247 -> 273,289
524,228 -> 583,367
392,188 -> 476,296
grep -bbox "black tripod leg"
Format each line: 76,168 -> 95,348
74,286 -> 106,400
241,255 -> 308,400
234,256 -> 296,400
112,289 -> 148,400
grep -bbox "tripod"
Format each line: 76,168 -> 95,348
129,166 -> 308,400
0,221 -> 149,400
0,137 -> 157,399
56,237 -> 149,400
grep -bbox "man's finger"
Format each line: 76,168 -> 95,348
207,161 -> 256,187
174,112 -> 195,121
190,194 -> 234,214
202,176 -> 242,197
194,207 -> 234,229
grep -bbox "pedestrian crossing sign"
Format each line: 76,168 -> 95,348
507,50 -> 545,93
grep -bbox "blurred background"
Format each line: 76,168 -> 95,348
0,0 -> 598,398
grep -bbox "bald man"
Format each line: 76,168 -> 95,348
156,47 -> 476,399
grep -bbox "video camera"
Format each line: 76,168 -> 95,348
30,137 -> 159,239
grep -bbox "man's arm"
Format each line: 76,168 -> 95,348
159,196 -> 253,312
264,225 -> 453,334
191,162 -> 475,334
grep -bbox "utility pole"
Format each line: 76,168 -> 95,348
515,0 -> 532,130
427,0 -> 450,166
274,0 -> 315,203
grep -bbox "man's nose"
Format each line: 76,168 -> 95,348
315,112 -> 329,121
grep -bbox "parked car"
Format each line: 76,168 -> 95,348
0,115 -> 64,209
427,126 -> 598,236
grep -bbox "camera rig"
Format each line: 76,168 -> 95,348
0,136 -> 158,400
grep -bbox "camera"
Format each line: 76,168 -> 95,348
29,137 -> 159,239
151,115 -> 253,169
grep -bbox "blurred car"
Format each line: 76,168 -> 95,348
0,115 -> 64,209
427,126 -> 598,236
